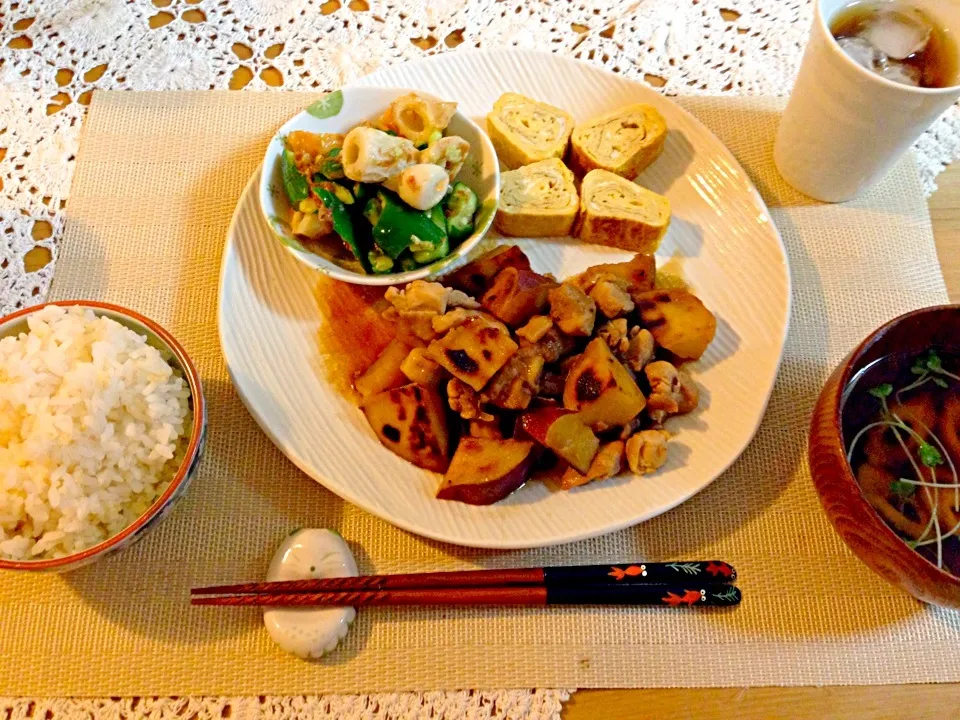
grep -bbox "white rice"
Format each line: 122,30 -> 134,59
0,306 -> 191,561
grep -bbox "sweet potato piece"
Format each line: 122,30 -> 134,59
635,289 -> 717,360
563,337 -> 646,430
573,254 -> 656,302
362,383 -> 450,472
481,268 -> 558,328
355,339 -> 412,400
518,407 -> 599,474
426,314 -> 518,391
443,245 -> 532,297
437,437 -> 535,504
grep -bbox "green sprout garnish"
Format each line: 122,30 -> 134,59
869,383 -> 893,399
847,350 -> 960,573
890,479 -> 916,498
920,442 -> 944,468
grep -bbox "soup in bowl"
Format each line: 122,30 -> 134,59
809,305 -> 960,607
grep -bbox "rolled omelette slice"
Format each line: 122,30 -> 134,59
496,158 -> 579,237
576,169 -> 671,253
487,93 -> 574,169
570,104 -> 667,179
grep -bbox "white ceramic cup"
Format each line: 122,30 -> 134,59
774,0 -> 960,202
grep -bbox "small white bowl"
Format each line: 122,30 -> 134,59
259,86 -> 500,286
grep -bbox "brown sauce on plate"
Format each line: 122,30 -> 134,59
314,276 -> 395,400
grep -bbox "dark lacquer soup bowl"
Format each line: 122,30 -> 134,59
809,305 -> 960,608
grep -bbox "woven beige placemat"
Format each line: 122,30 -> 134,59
0,90 -> 955,696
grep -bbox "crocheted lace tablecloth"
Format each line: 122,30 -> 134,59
2,0 -> 960,317
1,1 -> 958,717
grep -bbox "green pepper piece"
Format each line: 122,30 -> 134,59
368,248 -> 395,274
320,160 -> 344,180
372,191 -> 446,259
413,235 -> 450,265
314,186 -> 367,271
443,182 -> 478,243
281,149 -> 309,205
429,204 -> 446,231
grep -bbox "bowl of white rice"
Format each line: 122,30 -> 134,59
0,301 -> 206,572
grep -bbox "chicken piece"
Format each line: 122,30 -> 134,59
677,370 -> 700,414
447,378 -> 493,422
385,281 -> 480,317
526,326 -> 579,364
619,416 -> 642,440
590,279 -> 635,319
431,308 -> 485,335
645,360 -> 683,423
386,281 -> 442,315
548,283 -> 596,337
516,315 -> 554,343
469,419 -> 503,439
539,369 -> 566,397
485,346 -> 546,410
625,429 -> 670,475
598,320 -> 654,373
590,441 -> 625,479
384,281 -> 479,341
558,440 -> 625,489
624,327 -> 655,372
598,319 -> 629,355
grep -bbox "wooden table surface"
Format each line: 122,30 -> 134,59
26,154 -> 960,718
563,165 -> 960,718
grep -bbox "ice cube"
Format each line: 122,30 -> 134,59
877,59 -> 922,86
861,9 -> 932,60
838,35 -> 882,70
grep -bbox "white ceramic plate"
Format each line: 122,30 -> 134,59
220,49 -> 791,549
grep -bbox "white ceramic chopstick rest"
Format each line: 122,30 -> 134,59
263,528 -> 358,659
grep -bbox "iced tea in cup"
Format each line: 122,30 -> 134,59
774,0 -> 960,202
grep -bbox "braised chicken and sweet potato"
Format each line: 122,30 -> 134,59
352,245 -> 718,505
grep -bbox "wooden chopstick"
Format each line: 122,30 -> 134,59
191,584 -> 742,608
191,561 -> 736,596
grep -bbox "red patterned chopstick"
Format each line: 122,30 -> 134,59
191,561 -> 736,596
191,584 -> 742,608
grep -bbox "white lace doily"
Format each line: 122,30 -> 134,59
1,0 -> 958,714
1,691 -> 571,719
2,0 -> 959,317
